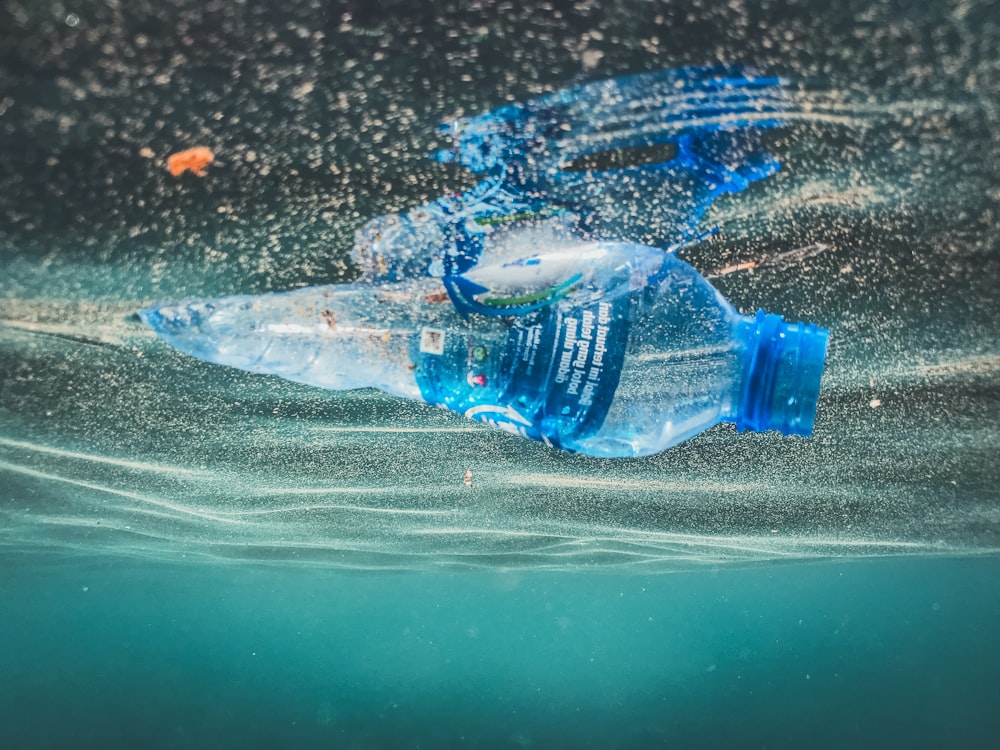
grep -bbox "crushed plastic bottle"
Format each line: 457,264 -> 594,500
141,66 -> 828,457
141,237 -> 828,458
352,65 -> 791,283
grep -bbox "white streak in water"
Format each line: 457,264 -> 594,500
0,459 -> 235,524
0,436 -> 211,477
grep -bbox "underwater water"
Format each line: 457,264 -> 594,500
1,0 -> 998,747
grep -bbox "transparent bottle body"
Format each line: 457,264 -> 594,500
143,242 -> 824,458
564,262 -> 746,458
140,285 -> 431,401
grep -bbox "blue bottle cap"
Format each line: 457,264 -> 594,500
736,310 -> 829,437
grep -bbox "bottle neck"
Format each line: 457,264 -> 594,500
733,310 -> 829,437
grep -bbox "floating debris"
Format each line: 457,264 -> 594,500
166,147 -> 215,177
707,243 -> 831,278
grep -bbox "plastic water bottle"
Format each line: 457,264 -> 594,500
141,239 -> 828,458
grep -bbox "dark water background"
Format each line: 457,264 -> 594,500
1,0 -> 999,746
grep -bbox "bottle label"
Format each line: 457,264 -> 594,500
419,327 -> 446,355
413,295 -> 632,449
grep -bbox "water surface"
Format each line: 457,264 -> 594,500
1,0 -> 998,745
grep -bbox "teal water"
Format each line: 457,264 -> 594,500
3,558 -> 999,748
2,0 -> 999,745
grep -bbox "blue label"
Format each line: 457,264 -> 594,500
413,295 -> 632,449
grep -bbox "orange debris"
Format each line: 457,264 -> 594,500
166,147 -> 215,177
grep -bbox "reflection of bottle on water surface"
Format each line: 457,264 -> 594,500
141,241 -> 828,458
